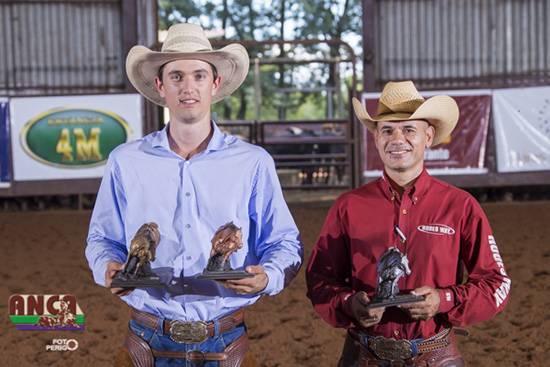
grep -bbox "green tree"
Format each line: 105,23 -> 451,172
293,0 -> 362,117
158,0 -> 205,29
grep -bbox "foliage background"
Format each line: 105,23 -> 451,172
158,0 -> 363,121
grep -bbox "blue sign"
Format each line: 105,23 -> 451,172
0,100 -> 10,183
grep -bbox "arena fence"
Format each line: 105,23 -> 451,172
218,119 -> 355,190
0,0 -> 156,95
362,0 -> 550,91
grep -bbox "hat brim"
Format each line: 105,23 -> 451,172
352,95 -> 459,146
126,43 -> 250,106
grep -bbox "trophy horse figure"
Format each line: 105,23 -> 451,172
375,247 -> 412,300
122,222 -> 161,279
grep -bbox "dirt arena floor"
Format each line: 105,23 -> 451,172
1,199 -> 549,366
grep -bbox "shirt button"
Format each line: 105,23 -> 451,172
402,209 -> 408,215
185,224 -> 191,229
185,192 -> 191,197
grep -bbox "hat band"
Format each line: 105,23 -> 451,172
376,112 -> 414,120
162,35 -> 212,51
380,92 -> 424,104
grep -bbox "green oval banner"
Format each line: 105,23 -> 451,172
21,108 -> 131,168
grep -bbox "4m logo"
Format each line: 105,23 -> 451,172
21,108 -> 130,167
9,294 -> 85,331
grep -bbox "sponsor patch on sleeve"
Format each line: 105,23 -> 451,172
488,235 -> 511,307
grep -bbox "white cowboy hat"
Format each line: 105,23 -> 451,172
126,23 -> 249,106
352,81 -> 459,146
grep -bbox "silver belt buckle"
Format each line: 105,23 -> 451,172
368,336 -> 413,361
169,320 -> 208,344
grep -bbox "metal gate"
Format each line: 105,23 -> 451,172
211,39 -> 360,190
218,118 -> 354,189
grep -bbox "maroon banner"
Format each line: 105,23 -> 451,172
362,94 -> 491,176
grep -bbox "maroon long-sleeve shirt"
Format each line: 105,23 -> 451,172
306,169 -> 511,340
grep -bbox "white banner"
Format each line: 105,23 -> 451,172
10,94 -> 143,181
493,87 -> 550,172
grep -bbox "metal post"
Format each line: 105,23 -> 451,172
363,0 -> 377,91
327,87 -> 333,118
334,57 -> 344,118
121,0 -> 138,92
254,58 -> 261,121
350,89 -> 361,188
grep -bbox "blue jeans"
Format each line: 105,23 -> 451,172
129,319 -> 246,367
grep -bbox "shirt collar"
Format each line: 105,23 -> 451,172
379,167 -> 432,203
207,120 -> 233,152
150,120 -> 233,153
151,124 -> 170,150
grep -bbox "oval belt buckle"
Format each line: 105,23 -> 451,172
368,336 -> 413,362
169,320 -> 208,344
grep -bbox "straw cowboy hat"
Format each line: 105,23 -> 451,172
126,23 -> 250,106
352,81 -> 459,146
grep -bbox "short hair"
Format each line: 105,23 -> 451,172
157,61 -> 219,82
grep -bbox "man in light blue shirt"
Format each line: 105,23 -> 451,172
85,23 -> 302,367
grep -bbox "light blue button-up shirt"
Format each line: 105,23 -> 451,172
85,122 -> 303,321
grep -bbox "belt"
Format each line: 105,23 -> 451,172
130,307 -> 245,344
152,350 -> 227,361
349,328 -> 451,361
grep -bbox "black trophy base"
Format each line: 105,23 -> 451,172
197,270 -> 254,281
110,273 -> 164,288
365,294 -> 426,309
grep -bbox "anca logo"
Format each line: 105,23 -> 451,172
9,294 -> 85,331
417,224 -> 455,236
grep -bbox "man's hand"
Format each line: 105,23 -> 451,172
105,261 -> 134,297
400,286 -> 440,320
221,265 -> 268,295
350,291 -> 385,328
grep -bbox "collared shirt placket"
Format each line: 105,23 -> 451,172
400,191 -> 415,241
392,188 -> 415,339
180,159 -> 195,279
391,190 -> 413,250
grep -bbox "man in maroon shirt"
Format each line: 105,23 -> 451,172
306,81 -> 511,366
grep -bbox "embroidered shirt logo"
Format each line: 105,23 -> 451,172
417,224 -> 455,236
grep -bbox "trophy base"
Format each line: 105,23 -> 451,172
110,274 -> 164,288
365,294 -> 426,309
197,270 -> 254,281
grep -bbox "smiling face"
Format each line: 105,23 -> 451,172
373,119 -> 435,176
154,59 -> 221,126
